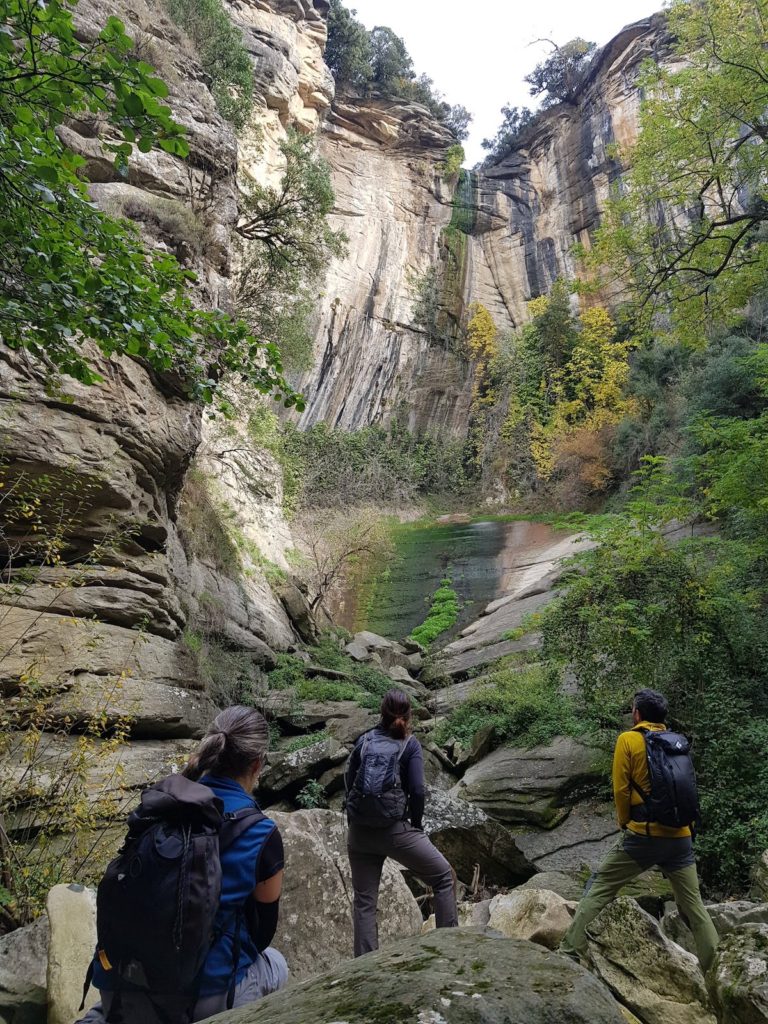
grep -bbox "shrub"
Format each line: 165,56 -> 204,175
282,731 -> 330,754
163,0 -> 254,129
433,663 -> 582,751
296,780 -> 328,810
409,579 -> 459,648
442,145 -> 465,178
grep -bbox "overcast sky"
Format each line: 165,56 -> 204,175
346,0 -> 665,164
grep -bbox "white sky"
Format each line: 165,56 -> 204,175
346,0 -> 665,164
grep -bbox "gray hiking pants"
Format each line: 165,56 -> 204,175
77,948 -> 288,1023
348,821 -> 458,957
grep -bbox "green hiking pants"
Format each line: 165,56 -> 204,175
559,832 -> 719,971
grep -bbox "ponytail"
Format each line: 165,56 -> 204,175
380,689 -> 412,740
183,707 -> 269,781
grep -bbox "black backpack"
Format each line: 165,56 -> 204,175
631,729 -> 701,832
346,731 -> 409,828
84,774 -> 265,1023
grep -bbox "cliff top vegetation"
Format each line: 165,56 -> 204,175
325,0 -> 472,142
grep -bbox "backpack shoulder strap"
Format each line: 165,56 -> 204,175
219,807 -> 266,851
396,737 -> 410,763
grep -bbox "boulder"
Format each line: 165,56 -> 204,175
663,900 -> 768,956
515,871 -> 585,901
46,884 -> 98,1024
422,786 -> 535,887
487,888 -> 576,949
516,801 -> 619,872
275,581 -> 318,645
421,899 -> 493,934
453,738 -> 605,828
208,928 -> 628,1023
269,810 -> 421,979
260,736 -> 348,803
586,897 -> 716,1024
709,923 -> 768,1023
0,917 -> 48,1024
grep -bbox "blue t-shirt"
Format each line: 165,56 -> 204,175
196,775 -> 280,996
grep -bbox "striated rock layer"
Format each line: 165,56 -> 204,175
295,14 -> 675,435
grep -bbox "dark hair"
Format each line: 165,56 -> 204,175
380,689 -> 412,740
183,706 -> 269,781
633,689 -> 669,724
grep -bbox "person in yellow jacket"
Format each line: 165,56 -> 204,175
559,689 -> 718,970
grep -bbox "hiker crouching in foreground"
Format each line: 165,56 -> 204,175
346,689 -> 458,956
77,707 -> 287,1024
560,688 -> 718,971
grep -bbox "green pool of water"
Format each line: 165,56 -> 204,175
335,518 -> 565,643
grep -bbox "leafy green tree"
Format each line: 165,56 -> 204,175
588,0 -> 768,341
163,0 -> 254,130
443,105 -> 472,144
524,38 -> 596,107
324,0 -> 373,90
481,104 -> 535,161
369,25 -> 414,94
0,0 -> 297,407
235,132 -> 348,372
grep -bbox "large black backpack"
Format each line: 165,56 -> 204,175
346,731 -> 408,828
631,729 -> 701,832
85,774 -> 265,1023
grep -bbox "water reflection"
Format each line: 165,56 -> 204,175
333,519 -> 567,643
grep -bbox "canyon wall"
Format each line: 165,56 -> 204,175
1,0 -> 333,793
294,14 -> 674,435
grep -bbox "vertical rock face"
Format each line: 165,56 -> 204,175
0,0 -> 331,780
471,16 -> 674,328
294,98 -> 475,435
294,14 -> 674,434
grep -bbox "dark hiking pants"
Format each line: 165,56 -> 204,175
347,821 -> 458,957
560,832 -> 719,970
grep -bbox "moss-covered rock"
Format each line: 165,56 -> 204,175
210,929 -> 627,1023
708,923 -> 768,1023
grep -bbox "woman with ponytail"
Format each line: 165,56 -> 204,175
183,707 -> 288,1018
345,690 -> 458,956
78,707 -> 287,1024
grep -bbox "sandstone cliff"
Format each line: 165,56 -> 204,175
294,14 -> 674,436
0,0 -> 333,780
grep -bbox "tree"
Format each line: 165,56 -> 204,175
524,38 -> 596,107
235,132 -> 348,371
163,0 -> 254,130
324,0 -> 373,90
588,0 -> 768,342
443,105 -> 472,143
0,0 -> 297,407
481,104 -> 535,161
369,25 -> 414,95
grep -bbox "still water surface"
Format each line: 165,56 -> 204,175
334,518 -> 567,642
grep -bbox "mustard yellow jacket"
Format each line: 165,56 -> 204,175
612,721 -> 691,838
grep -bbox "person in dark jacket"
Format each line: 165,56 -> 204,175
345,689 -> 458,956
77,707 -> 288,1023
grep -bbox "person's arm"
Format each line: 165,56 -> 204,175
612,734 -> 632,830
245,828 -> 284,952
405,738 -> 426,830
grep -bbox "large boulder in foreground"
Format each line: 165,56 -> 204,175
269,810 -> 421,979
422,786 -> 535,886
708,923 -> 768,1023
587,897 -> 716,1024
209,929 -> 628,1023
453,737 -> 604,828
